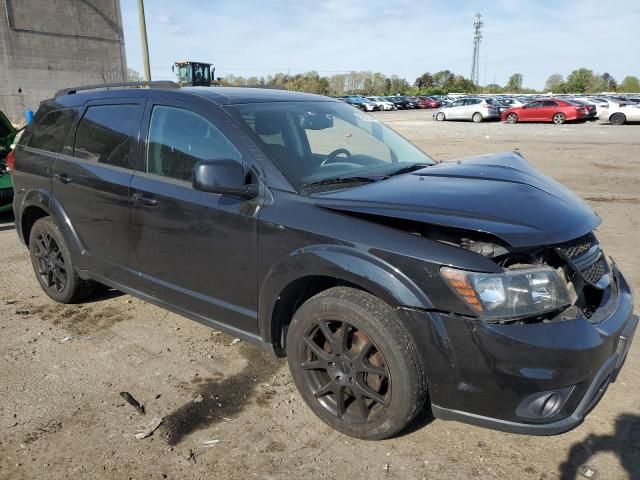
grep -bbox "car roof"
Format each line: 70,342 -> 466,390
52,86 -> 335,108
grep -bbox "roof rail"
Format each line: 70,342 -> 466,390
55,81 -> 180,97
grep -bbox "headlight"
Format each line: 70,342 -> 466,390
440,266 -> 571,320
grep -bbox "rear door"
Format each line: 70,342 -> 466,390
128,99 -> 261,334
539,100 -> 559,121
51,99 -> 144,282
463,99 -> 480,119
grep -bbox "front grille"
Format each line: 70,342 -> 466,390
556,233 -> 597,259
581,256 -> 607,284
555,233 -> 608,288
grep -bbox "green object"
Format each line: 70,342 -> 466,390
0,110 -> 16,213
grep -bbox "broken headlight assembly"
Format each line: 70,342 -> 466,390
441,266 -> 571,321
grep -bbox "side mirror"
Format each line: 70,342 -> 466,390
193,159 -> 259,199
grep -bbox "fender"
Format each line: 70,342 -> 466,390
17,188 -> 87,267
258,244 -> 434,344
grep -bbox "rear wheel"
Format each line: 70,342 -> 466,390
553,112 -> 566,125
472,112 -> 483,123
506,113 -> 518,124
29,217 -> 94,303
435,112 -> 445,121
609,113 -> 626,126
287,287 -> 427,440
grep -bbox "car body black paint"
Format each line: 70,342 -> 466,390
11,87 -> 637,436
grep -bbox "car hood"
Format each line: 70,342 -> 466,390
312,152 -> 601,248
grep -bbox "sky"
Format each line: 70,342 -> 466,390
120,0 -> 640,90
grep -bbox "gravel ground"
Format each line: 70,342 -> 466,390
0,112 -> 639,480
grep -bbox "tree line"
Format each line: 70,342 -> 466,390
221,69 -> 640,95
127,67 -> 640,95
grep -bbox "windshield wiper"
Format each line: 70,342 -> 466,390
383,163 -> 432,178
302,175 -> 378,191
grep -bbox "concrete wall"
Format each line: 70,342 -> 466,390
0,0 -> 126,124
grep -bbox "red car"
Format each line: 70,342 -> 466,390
502,98 -> 588,124
418,96 -> 441,108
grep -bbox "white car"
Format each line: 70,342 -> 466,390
599,104 -> 640,125
366,97 -> 396,111
433,97 -> 501,122
573,98 -> 608,118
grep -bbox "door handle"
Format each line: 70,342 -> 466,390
132,193 -> 159,206
54,173 -> 72,184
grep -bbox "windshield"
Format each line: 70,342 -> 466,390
225,101 -> 434,192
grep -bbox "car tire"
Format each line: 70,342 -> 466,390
609,113 -> 626,126
286,287 -> 427,440
472,112 -> 483,123
553,112 -> 566,125
435,112 -> 445,121
29,217 -> 95,304
506,113 -> 518,124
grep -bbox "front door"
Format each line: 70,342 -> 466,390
128,99 -> 260,335
51,100 -> 144,282
447,100 -> 465,119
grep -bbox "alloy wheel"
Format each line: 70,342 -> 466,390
507,113 -> 518,124
33,232 -> 67,293
553,113 -> 566,125
298,318 -> 391,423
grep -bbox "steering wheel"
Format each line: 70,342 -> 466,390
320,148 -> 352,167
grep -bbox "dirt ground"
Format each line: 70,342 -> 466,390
1,112 -> 639,480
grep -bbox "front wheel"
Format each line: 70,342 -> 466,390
609,113 -> 626,126
472,112 -> 483,123
553,112 -> 566,125
506,113 -> 518,124
435,112 -> 445,121
287,287 -> 427,440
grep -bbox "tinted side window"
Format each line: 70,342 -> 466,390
527,101 -> 543,108
542,101 -> 557,107
29,109 -> 78,153
74,105 -> 140,168
146,106 -> 241,182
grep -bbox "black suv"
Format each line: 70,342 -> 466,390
12,84 -> 637,440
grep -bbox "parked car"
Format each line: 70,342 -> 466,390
569,99 -> 597,119
12,84 -> 637,440
499,98 -> 527,109
502,98 -> 588,124
384,96 -> 411,109
0,110 -> 17,213
406,96 -> 422,108
599,103 -> 640,125
433,97 -> 501,122
344,96 -> 379,112
365,96 -> 396,111
417,96 -> 441,108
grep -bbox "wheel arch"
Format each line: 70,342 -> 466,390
18,189 -> 85,261
258,245 -> 433,355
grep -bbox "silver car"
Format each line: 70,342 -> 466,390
433,97 -> 500,122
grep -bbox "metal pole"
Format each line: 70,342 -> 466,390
137,0 -> 151,82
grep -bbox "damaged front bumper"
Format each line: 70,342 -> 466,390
401,265 -> 637,435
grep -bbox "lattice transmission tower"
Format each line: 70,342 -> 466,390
470,13 -> 483,85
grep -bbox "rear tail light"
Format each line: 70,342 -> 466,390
6,151 -> 15,172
